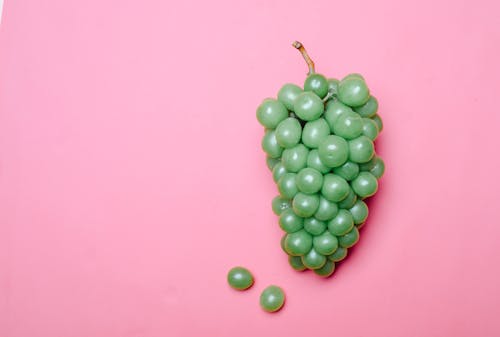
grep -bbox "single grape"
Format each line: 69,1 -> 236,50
304,73 -> 329,98
314,196 -> 339,221
277,173 -> 299,199
306,149 -> 331,174
313,231 -> 339,255
338,187 -> 358,209
337,77 -> 370,107
272,162 -> 287,183
227,267 -> 254,290
302,118 -> 330,149
328,247 -> 348,262
349,199 -> 369,225
294,92 -> 324,121
256,98 -> 289,128
288,255 -> 307,271
280,234 -> 289,254
266,157 -> 280,172
361,117 -> 379,141
332,112 -> 364,140
284,229 -> 313,256
272,195 -> 291,216
371,114 -> 383,132
301,248 -> 327,269
321,174 -> 350,202
292,192 -> 320,217
333,161 -> 359,181
351,172 -> 378,198
260,285 -> 285,312
278,83 -> 303,111
324,101 -> 353,130
359,156 -> 385,179
262,129 -> 283,159
282,144 -> 309,173
318,135 -> 349,168
275,117 -> 302,148
338,227 -> 360,248
343,73 -> 365,81
348,136 -> 375,163
296,167 -> 323,194
328,209 -> 354,236
327,78 -> 339,95
279,208 -> 304,233
303,217 -> 327,236
354,96 -> 378,117
313,259 -> 335,277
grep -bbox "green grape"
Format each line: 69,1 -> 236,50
328,247 -> 348,262
296,167 -> 323,194
302,118 -> 330,148
338,188 -> 357,209
304,73 -> 329,99
275,117 -> 302,148
303,217 -> 327,236
280,234 -> 289,254
371,114 -> 383,132
256,98 -> 289,128
294,92 -> 324,121
354,96 -> 378,118
337,77 -> 370,107
348,136 -> 374,163
333,161 -> 359,181
260,285 -> 285,312
284,229 -> 313,256
314,196 -> 339,221
277,173 -> 299,199
349,200 -> 368,225
306,149 -> 331,174
272,162 -> 287,183
324,101 -> 353,130
318,135 -> 349,168
359,156 -> 385,179
266,157 -> 281,172
301,248 -> 327,269
227,267 -> 254,290
278,83 -> 303,111
262,129 -> 283,159
313,231 -> 338,255
327,78 -> 339,95
272,195 -> 291,216
362,118 -> 379,141
351,172 -> 378,198
292,192 -> 320,217
313,259 -> 335,277
288,255 -> 307,271
338,227 -> 360,248
282,144 -> 309,173
321,174 -> 350,202
332,112 -> 363,140
279,208 -> 304,233
328,209 -> 354,236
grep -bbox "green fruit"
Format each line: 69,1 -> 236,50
304,217 -> 327,236
279,208 -> 304,233
227,267 -> 254,290
327,78 -> 339,95
262,129 -> 283,159
260,285 -> 285,312
371,114 -> 383,132
333,161 -> 359,181
360,156 -> 385,179
275,117 -> 302,148
321,174 -> 350,202
338,77 -> 370,107
302,248 -> 327,269
256,99 -> 288,128
288,255 -> 307,271
282,144 -> 309,173
362,117 -> 379,141
313,231 -> 339,255
302,118 -> 330,148
266,157 -> 281,172
349,200 -> 369,225
278,83 -> 303,111
348,136 -> 375,163
284,230 -> 313,256
306,149 -> 331,174
272,195 -> 291,216
294,92 -> 324,121
338,188 -> 358,209
314,196 -> 339,221
292,192 -> 320,217
328,247 -> 348,262
351,172 -> 378,198
332,112 -> 363,139
277,173 -> 299,199
313,259 -> 336,277
304,73 -> 329,98
272,163 -> 287,183
318,135 -> 349,168
296,167 -> 323,194
354,96 -> 378,117
328,209 -> 354,236
338,227 -> 360,248
324,101 -> 353,130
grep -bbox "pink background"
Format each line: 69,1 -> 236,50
1,0 -> 500,336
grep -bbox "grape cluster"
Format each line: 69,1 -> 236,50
257,66 -> 384,278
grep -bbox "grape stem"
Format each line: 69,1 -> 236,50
292,41 -> 315,75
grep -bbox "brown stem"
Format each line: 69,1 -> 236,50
292,41 -> 315,75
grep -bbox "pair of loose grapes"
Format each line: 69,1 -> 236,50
227,267 -> 285,312
257,69 -> 384,277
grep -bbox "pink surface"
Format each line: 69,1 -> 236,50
1,0 -> 500,336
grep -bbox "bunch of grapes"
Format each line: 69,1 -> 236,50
257,42 -> 385,277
